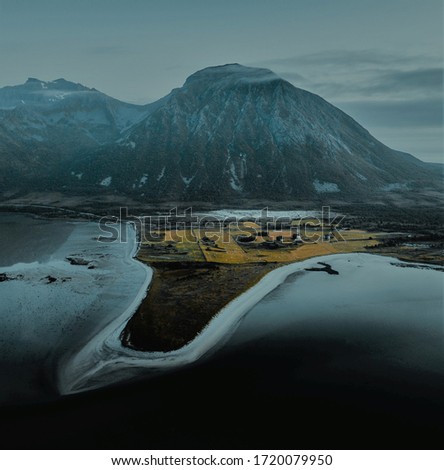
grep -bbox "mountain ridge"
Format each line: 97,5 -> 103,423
0,64 -> 441,205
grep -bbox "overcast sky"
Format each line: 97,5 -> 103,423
0,0 -> 442,162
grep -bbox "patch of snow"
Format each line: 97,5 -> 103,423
195,209 -> 331,220
313,179 -> 340,193
228,160 -> 243,191
70,172 -> 83,180
138,174 -> 148,187
239,152 -> 248,178
157,166 -> 166,181
383,183 -> 408,191
230,178 -> 242,191
100,176 -> 112,187
181,174 -> 195,186
327,134 -> 352,154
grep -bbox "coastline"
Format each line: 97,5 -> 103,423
0,203 -> 101,221
59,241 -> 437,395
2,210 -> 441,398
57,222 -> 153,395
0,213 -> 151,404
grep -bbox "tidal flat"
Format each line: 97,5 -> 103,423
0,213 -> 150,404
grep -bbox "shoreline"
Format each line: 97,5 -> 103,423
0,214 -> 151,404
2,210 -> 442,397
0,203 -> 102,221
58,245 -> 435,395
57,222 -> 153,395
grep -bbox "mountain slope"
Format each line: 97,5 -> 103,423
0,78 -> 151,193
0,66 -> 441,203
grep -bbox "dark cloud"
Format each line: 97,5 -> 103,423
255,50 -> 443,101
257,49 -> 441,71
337,98 -> 443,128
305,67 -> 443,100
250,50 -> 444,161
369,68 -> 443,93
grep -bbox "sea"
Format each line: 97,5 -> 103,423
0,212 -> 442,449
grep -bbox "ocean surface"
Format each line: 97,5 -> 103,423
225,253 -> 443,377
0,213 -> 150,404
0,213 -> 443,448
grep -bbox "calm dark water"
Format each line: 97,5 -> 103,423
0,213 -> 149,406
0,213 -> 74,265
1,253 -> 443,449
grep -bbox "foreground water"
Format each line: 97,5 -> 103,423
225,253 -> 443,376
0,213 -> 443,447
0,213 -> 150,404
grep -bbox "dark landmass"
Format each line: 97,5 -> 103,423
66,257 -> 91,266
0,273 -> 23,282
122,261 -> 276,351
44,275 -> 57,284
365,240 -> 444,265
305,262 -> 339,275
1,193 -> 443,219
390,262 -> 444,272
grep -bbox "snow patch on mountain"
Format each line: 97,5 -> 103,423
100,177 -> 112,187
157,167 -> 166,181
313,180 -> 340,193
71,171 -> 83,180
383,182 -> 408,191
230,178 -> 242,191
181,174 -> 195,186
229,162 -> 243,191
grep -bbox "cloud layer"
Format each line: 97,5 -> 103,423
254,50 -> 443,162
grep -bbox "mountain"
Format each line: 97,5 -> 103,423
0,77 -> 151,192
0,66 -> 441,204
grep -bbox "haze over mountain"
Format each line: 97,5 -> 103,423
0,64 -> 441,205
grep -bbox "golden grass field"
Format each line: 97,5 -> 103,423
138,224 -> 381,265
